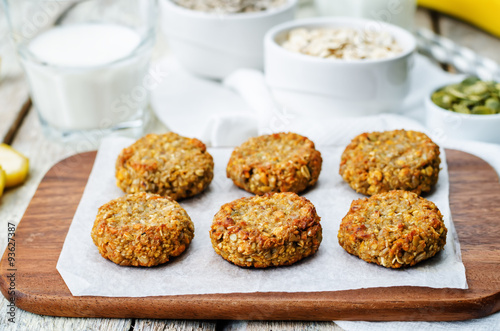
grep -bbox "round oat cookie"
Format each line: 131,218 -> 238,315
338,190 -> 447,268
210,192 -> 322,268
226,132 -> 322,195
339,130 -> 440,196
116,132 -> 214,200
91,192 -> 195,267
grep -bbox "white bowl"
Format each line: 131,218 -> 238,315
264,17 -> 416,117
425,87 -> 500,144
160,0 -> 297,79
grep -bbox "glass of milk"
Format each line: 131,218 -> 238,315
3,0 -> 156,140
315,0 -> 416,31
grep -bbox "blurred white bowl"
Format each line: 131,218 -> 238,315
425,87 -> 500,144
264,17 -> 416,117
160,0 -> 297,79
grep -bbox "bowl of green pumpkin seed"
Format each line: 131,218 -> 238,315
426,77 -> 500,144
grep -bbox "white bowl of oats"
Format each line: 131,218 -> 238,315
160,0 -> 297,79
264,17 -> 416,117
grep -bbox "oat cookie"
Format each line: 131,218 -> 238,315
227,132 -> 322,195
338,190 -> 447,268
339,130 -> 440,196
91,192 -> 195,267
210,192 -> 322,268
116,132 -> 214,200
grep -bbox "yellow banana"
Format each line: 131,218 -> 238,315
0,167 -> 5,198
418,0 -> 500,37
0,143 -> 29,188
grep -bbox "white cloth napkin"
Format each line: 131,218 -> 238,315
151,54 -> 500,176
151,55 -> 455,142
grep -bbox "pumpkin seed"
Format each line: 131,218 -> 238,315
472,106 -> 496,115
485,98 -> 500,111
453,103 -> 470,114
431,77 -> 500,115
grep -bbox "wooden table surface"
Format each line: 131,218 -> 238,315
1,3 -> 500,330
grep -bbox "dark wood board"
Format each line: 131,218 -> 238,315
1,150 -> 499,321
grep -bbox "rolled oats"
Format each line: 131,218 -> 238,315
282,27 -> 403,60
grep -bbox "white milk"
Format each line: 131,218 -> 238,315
315,0 -> 416,31
21,23 -> 151,131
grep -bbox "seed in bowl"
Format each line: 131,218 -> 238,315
210,192 -> 323,268
172,0 -> 287,13
431,77 -> 500,115
227,132 -> 322,195
91,193 -> 195,267
116,132 -> 214,201
281,27 -> 403,60
339,130 -> 440,196
338,190 -> 447,269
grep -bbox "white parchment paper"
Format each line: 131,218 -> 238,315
56,136 -> 467,297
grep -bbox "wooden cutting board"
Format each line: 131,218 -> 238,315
1,150 -> 499,321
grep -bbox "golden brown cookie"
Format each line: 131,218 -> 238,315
91,192 -> 195,267
227,132 -> 322,195
340,130 -> 440,196
338,190 -> 447,268
116,132 -> 214,200
210,192 -> 322,268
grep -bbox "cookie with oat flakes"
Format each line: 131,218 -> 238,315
91,192 -> 195,267
338,190 -> 447,268
116,132 -> 214,201
226,132 -> 322,195
210,192 -> 322,268
339,130 -> 440,196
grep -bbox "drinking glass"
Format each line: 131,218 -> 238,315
2,0 -> 157,141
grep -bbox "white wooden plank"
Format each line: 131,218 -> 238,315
415,7 -> 434,30
222,321 -> 344,331
0,75 -> 30,144
0,6 -> 30,143
0,297 -> 132,331
439,16 -> 500,63
133,319 -> 217,331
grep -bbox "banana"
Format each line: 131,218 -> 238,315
418,0 -> 500,38
0,143 -> 29,188
0,166 -> 5,198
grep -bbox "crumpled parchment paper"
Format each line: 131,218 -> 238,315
56,136 -> 467,297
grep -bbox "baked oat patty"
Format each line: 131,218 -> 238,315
339,130 -> 440,196
116,132 -> 214,200
210,192 -> 322,268
226,132 -> 322,195
338,190 -> 447,268
91,192 -> 195,267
